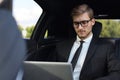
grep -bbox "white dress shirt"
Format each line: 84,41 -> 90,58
68,34 -> 93,80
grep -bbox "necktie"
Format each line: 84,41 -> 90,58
71,41 -> 84,70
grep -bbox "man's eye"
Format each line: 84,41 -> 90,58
81,21 -> 88,24
74,22 -> 79,25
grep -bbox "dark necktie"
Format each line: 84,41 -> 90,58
71,41 -> 84,70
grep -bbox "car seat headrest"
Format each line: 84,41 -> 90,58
92,21 -> 102,38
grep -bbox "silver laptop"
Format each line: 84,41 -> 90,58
23,61 -> 73,80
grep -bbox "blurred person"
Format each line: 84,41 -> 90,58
0,0 -> 26,80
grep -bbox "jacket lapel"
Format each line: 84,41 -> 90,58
65,38 -> 76,61
65,39 -> 75,61
80,37 -> 98,75
56,38 -> 75,62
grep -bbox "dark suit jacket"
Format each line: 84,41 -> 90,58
51,36 -> 120,80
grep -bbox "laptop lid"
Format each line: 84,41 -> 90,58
23,61 -> 73,80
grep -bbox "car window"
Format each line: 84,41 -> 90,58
13,0 -> 43,39
96,19 -> 120,38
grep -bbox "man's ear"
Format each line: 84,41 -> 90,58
91,18 -> 95,26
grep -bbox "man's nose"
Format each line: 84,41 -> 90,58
78,24 -> 83,28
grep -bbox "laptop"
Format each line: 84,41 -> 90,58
23,61 -> 73,80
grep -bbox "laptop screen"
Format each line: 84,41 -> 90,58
23,61 -> 73,80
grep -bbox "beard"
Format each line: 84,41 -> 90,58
77,31 -> 92,40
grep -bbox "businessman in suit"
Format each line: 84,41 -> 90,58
52,4 -> 120,80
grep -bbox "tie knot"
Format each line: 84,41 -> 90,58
80,40 -> 84,44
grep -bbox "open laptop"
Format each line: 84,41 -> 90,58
23,61 -> 73,80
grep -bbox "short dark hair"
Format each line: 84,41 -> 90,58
71,4 -> 94,19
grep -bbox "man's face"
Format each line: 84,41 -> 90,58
72,12 -> 95,40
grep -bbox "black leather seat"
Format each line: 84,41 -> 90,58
115,39 -> 120,59
92,21 -> 102,38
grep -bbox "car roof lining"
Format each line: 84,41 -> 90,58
34,0 -> 120,19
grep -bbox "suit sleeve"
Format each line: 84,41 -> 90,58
95,42 -> 120,80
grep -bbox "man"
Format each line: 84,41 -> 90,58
53,4 -> 120,80
0,0 -> 26,80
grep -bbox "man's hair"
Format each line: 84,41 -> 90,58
71,4 -> 94,19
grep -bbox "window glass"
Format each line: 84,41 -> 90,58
96,19 -> 120,38
13,0 -> 43,38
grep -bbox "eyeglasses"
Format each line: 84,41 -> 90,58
73,19 -> 92,27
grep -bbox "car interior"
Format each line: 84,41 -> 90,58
25,0 -> 120,61
20,0 -> 120,80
